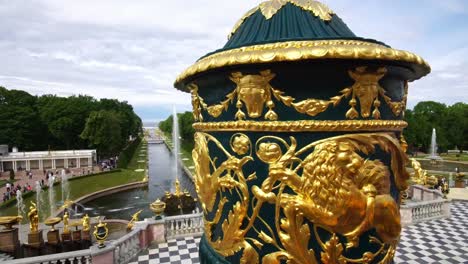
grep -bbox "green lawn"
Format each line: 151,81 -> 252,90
0,139 -> 148,221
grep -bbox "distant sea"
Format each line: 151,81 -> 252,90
143,121 -> 159,128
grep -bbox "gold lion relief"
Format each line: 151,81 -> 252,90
193,132 -> 408,263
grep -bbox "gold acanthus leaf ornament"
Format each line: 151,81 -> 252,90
229,0 -> 334,39
193,131 -> 408,263
189,67 -> 407,121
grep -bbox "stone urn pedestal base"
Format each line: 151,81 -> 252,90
24,230 -> 44,257
455,180 -> 466,188
0,228 -> 20,257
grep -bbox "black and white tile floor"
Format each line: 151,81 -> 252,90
130,201 -> 468,264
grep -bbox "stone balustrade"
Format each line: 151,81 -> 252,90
112,227 -> 142,264
165,212 -> 204,240
5,249 -> 92,264
400,199 -> 451,226
3,212 -> 205,263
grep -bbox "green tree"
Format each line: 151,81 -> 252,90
0,87 -> 46,150
445,103 -> 468,150
80,110 -> 124,158
38,95 -> 97,149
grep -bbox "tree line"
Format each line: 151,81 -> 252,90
0,87 -> 142,158
158,101 -> 467,155
158,111 -> 195,151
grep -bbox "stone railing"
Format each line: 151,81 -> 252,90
112,227 -> 141,264
410,184 -> 444,201
400,199 -> 451,226
165,212 -> 204,240
5,249 -> 92,264
3,213 -> 205,264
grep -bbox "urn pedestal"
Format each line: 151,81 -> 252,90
174,1 -> 430,263
24,230 -> 44,257
0,228 -> 20,256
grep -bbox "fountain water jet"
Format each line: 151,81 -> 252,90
61,169 -> 70,203
429,128 -> 442,161
48,176 -> 56,216
16,189 -> 25,233
35,181 -> 42,213
172,106 -> 181,188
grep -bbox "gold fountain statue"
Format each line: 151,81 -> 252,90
63,211 -> 70,234
28,201 -> 39,233
127,210 -> 143,230
410,158 -> 438,187
82,214 -> 90,232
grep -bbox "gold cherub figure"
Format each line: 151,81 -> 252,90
63,211 -> 70,234
82,214 -> 90,232
28,201 -> 39,233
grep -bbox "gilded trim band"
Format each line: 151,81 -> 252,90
193,120 -> 407,132
175,40 -> 431,88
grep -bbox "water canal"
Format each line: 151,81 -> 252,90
81,143 -> 197,220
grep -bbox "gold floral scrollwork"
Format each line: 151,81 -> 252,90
192,132 -> 261,263
189,83 -> 207,121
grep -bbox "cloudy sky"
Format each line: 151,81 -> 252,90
1,0 -> 467,123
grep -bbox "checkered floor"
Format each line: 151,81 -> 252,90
130,201 -> 468,264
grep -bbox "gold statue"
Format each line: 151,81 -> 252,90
82,214 -> 90,232
175,178 -> 182,197
127,210 -> 143,230
410,158 -> 437,187
63,211 -> 70,234
28,201 -> 39,233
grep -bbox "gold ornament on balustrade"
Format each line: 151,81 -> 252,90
193,131 -> 408,263
189,67 -> 407,122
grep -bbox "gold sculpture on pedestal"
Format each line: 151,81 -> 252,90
82,214 -> 90,232
62,211 -> 70,234
410,158 -> 437,187
175,178 -> 182,197
127,210 -> 143,230
28,202 -> 39,233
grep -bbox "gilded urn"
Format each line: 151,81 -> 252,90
175,0 -> 430,263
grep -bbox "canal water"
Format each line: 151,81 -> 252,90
81,143 -> 197,220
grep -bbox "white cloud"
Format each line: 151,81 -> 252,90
0,0 -> 466,120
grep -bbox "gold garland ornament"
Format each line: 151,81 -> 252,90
190,67 -> 407,121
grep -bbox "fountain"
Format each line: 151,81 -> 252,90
429,128 -> 442,163
16,190 -> 25,218
155,106 -> 196,216
16,190 -> 25,234
172,105 -> 180,189
61,169 -> 70,203
35,181 -> 42,213
48,176 -> 56,217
